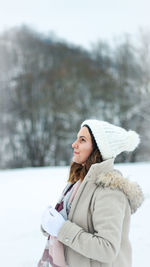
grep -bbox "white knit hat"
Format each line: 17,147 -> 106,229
81,119 -> 140,160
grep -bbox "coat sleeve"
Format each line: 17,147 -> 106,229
57,188 -> 127,263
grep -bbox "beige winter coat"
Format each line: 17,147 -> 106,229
57,159 -> 144,267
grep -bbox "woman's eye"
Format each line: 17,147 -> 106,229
81,138 -> 85,142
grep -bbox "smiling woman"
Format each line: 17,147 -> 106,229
39,119 -> 144,267
69,125 -> 103,183
72,126 -> 93,164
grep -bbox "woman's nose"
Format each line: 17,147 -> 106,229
72,140 -> 78,148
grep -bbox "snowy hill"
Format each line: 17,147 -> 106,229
0,163 -> 149,267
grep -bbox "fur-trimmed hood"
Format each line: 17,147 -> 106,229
95,169 -> 144,214
86,159 -> 144,214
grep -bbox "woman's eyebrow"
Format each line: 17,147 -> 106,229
77,135 -> 87,139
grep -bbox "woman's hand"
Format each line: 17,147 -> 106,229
41,206 -> 65,237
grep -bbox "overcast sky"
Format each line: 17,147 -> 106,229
0,0 -> 150,49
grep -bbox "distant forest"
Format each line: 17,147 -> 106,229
0,26 -> 150,168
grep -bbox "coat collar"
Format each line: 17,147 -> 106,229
85,158 -> 144,214
85,158 -> 115,183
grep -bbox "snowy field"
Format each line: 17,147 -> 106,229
0,162 -> 149,267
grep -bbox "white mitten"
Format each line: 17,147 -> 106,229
41,206 -> 65,236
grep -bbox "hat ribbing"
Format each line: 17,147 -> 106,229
81,119 -> 140,160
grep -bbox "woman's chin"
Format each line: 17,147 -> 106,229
72,158 -> 84,165
72,159 -> 79,164
72,156 -> 81,164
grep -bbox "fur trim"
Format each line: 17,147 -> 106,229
95,170 -> 144,214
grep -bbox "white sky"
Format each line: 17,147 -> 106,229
0,0 -> 150,49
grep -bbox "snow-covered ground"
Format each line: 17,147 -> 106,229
0,162 -> 149,267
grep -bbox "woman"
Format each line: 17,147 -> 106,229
39,119 -> 144,267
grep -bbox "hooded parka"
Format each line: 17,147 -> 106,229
57,159 -> 144,267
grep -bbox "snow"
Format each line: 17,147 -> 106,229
0,162 -> 149,267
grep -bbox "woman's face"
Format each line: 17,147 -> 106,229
72,126 -> 93,165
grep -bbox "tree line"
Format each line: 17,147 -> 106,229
0,26 -> 150,168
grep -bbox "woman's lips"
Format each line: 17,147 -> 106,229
74,151 -> 79,154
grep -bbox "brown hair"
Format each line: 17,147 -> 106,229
68,125 -> 103,183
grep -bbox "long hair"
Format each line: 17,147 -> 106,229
68,125 -> 103,183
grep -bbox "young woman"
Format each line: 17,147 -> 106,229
38,119 -> 144,267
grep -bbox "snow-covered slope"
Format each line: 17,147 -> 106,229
0,163 -> 149,267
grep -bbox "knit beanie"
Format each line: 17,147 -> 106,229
81,119 -> 140,160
